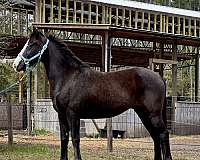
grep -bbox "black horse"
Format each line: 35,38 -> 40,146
13,28 -> 172,160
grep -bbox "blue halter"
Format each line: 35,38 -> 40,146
17,39 -> 49,71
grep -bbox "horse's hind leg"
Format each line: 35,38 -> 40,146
135,107 -> 172,160
135,108 -> 162,160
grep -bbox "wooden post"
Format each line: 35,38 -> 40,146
172,16 -> 175,34
129,10 -> 132,27
183,17 -> 186,35
35,0 -> 41,23
58,0 -> 62,23
135,11 -> 138,29
172,43 -> 177,129
194,19 -> 197,37
102,32 -> 112,153
7,94 -> 13,145
95,5 -> 98,24
177,17 -> 180,34
122,8 -> 125,27
10,8 -> 13,35
88,3 -> 91,24
17,9 -> 21,35
73,0 -> 77,23
105,6 -> 108,24
148,12 -> 151,31
188,18 -> 191,36
154,14 -> 157,31
163,15 -> 165,32
116,8 -> 118,26
25,10 -> 29,35
42,0 -> 46,23
81,2 -> 84,24
109,7 -> 112,25
159,43 -> 164,78
195,47 -> 199,102
50,0 -> 53,22
44,74 -> 49,98
102,6 -> 106,24
166,15 -> 168,33
160,14 -> 163,32
149,58 -> 154,70
66,0 -> 69,23
3,8 -> 6,34
32,0 -> 42,135
27,71 -> 32,135
19,73 -> 23,103
34,0 -> 41,101
141,11 -> 144,29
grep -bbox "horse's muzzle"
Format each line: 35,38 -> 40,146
13,59 -> 26,72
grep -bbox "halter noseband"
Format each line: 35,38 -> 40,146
16,39 -> 49,70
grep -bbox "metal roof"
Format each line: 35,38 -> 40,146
92,0 -> 200,19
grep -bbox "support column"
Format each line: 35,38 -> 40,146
7,94 -> 13,145
19,73 -> 23,103
29,0 -> 41,135
27,71 -> 32,135
159,43 -> 164,78
102,31 -> 112,152
34,0 -> 41,101
195,47 -> 199,102
171,43 -> 177,130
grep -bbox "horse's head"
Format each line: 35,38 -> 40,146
13,27 -> 49,72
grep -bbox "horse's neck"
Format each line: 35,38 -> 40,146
42,41 -> 87,94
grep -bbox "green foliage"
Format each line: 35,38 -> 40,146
32,129 -> 50,136
164,61 -> 195,99
0,64 -> 19,101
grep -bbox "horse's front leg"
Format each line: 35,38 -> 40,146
69,115 -> 82,160
58,113 -> 69,160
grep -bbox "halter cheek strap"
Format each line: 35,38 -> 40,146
17,39 -> 49,70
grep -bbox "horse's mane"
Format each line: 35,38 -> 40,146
47,35 -> 89,68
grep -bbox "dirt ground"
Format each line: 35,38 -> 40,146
0,133 -> 200,160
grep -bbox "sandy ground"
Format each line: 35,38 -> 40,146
0,133 -> 200,160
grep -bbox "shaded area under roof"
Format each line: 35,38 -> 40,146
33,23 -> 200,47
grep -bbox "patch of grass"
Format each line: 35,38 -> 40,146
32,129 -> 50,136
0,143 -> 197,160
0,144 -> 60,160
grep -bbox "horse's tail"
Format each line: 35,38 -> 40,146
162,80 -> 167,127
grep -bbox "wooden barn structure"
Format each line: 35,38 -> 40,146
1,0 -> 200,148
32,0 -> 200,133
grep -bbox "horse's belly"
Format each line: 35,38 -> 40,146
79,104 -> 130,119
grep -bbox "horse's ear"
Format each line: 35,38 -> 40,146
32,26 -> 42,38
33,26 -> 39,35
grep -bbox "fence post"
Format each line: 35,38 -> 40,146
6,94 -> 13,145
172,43 -> 177,130
27,71 -> 32,135
102,31 -> 113,152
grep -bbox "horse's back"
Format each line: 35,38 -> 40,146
105,67 -> 165,107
